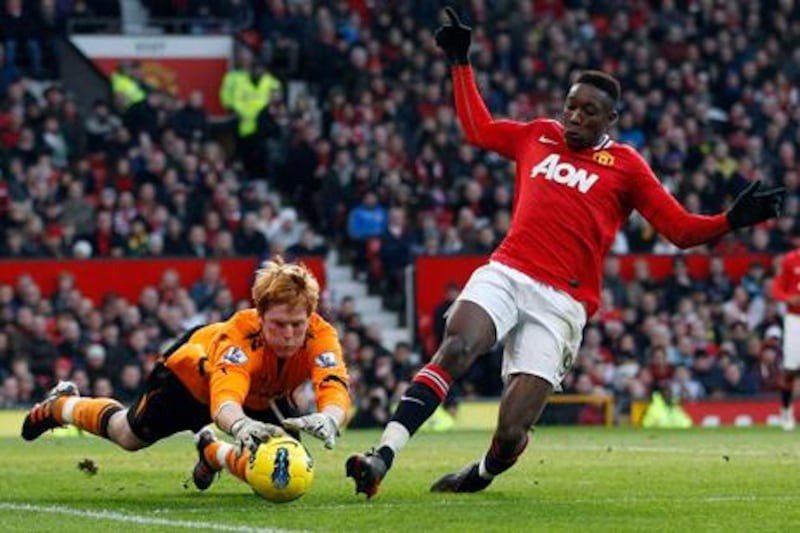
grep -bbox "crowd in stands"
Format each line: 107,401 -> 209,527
0,0 -> 121,79
0,1 -> 799,424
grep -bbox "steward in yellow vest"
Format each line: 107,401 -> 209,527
229,62 -> 282,137
110,61 -> 146,110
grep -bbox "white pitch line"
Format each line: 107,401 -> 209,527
0,503 -> 306,533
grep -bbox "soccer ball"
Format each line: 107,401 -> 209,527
245,436 -> 314,503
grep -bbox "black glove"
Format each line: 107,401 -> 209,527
726,180 -> 786,229
434,7 -> 471,65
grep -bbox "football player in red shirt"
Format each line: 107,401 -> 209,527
346,8 -> 785,497
772,248 -> 800,430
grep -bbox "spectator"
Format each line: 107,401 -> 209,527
234,211 -> 269,256
379,206 -> 415,307
114,361 -> 142,405
0,374 -> 21,407
669,365 -> 704,402
2,0 -> 43,77
171,90 -> 208,142
84,100 -> 121,153
721,362 -> 758,396
286,227 -> 328,259
190,262 -> 225,310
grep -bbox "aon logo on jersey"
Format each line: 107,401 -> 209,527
530,154 -> 599,193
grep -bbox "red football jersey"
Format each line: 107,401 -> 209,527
452,66 -> 729,316
773,249 -> 800,315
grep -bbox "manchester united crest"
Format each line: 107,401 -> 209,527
593,151 -> 614,166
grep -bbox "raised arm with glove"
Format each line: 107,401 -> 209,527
434,7 -> 471,65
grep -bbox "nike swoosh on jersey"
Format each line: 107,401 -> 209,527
538,135 -> 559,145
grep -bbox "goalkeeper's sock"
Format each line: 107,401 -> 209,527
377,364 -> 452,468
202,440 -> 230,472
478,434 -> 530,480
219,443 -> 250,482
64,398 -> 124,438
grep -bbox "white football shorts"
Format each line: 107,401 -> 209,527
454,261 -> 587,389
784,314 -> 800,371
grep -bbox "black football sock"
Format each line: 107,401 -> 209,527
376,364 -> 453,469
480,434 -> 530,479
390,364 -> 452,435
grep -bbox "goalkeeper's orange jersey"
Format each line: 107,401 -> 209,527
163,309 -> 350,417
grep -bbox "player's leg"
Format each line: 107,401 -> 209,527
24,362 -> 209,453
431,274 -> 585,492
430,373 -> 551,492
346,264 -> 519,497
21,380 -> 131,445
780,371 -> 797,431
22,326 -> 208,446
383,300 -> 497,452
194,427 -> 251,487
346,300 -> 498,497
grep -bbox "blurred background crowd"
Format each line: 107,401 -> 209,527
0,0 -> 798,425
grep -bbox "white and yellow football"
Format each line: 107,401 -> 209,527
245,436 -> 314,503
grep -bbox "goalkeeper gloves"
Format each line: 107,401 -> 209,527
230,417 -> 286,454
434,7 -> 471,65
283,412 -> 340,449
726,180 -> 786,230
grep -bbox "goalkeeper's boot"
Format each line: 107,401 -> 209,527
21,380 -> 79,441
345,450 -> 388,499
192,427 -> 222,490
429,462 -> 492,493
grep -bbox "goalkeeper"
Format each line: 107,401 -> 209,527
21,256 -> 350,491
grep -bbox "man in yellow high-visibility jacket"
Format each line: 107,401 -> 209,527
110,61 -> 146,110
228,61 -> 283,177
229,61 -> 282,138
219,48 -> 253,112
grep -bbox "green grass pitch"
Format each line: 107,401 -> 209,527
1,410 -> 799,532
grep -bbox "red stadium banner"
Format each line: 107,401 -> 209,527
0,257 -> 325,305
681,398 -> 795,427
70,35 -> 232,116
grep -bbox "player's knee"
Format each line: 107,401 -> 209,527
116,434 -> 145,451
108,412 -> 147,450
433,334 -> 470,373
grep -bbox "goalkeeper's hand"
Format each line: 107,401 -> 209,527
434,7 -> 471,65
283,413 -> 339,449
230,417 -> 286,454
726,180 -> 786,229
